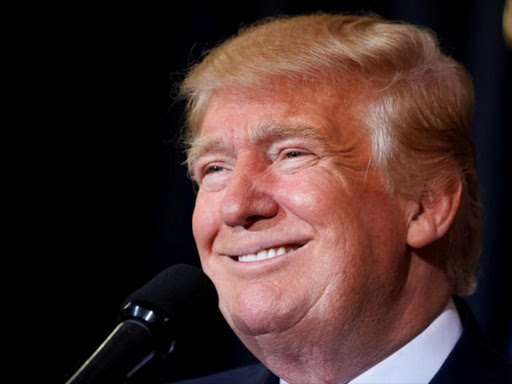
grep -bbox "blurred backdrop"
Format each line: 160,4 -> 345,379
54,1 -> 510,382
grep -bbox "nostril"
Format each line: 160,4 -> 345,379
243,215 -> 270,229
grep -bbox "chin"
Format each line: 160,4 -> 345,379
230,311 -> 277,337
220,283 -> 310,337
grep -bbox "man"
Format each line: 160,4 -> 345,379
174,13 -> 510,383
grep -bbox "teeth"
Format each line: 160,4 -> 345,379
237,246 -> 298,262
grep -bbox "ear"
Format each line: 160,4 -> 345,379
406,178 -> 463,249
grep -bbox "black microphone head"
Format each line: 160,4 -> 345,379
122,264 -> 219,345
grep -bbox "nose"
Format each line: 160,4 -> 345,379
219,154 -> 279,228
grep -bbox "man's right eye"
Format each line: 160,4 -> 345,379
198,164 -> 231,191
205,165 -> 224,174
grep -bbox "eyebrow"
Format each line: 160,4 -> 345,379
186,120 -> 334,178
251,121 -> 331,146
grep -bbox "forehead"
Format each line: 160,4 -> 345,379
196,86 -> 361,144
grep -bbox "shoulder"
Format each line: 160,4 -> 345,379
431,297 -> 511,384
167,363 -> 278,384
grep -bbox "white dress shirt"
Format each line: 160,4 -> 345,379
280,298 -> 462,384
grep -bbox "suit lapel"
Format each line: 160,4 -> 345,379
429,297 -> 507,383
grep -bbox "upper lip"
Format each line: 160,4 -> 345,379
217,239 -> 309,257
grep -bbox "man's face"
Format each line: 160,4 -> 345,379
190,86 -> 411,345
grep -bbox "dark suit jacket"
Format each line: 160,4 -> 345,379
169,298 -> 510,383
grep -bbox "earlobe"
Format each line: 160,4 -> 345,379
406,178 -> 462,249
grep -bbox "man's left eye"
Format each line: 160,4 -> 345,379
285,151 -> 303,158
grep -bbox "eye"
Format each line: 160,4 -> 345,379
281,149 -> 310,160
285,151 -> 303,159
273,147 -> 318,173
197,162 -> 232,191
205,165 -> 224,174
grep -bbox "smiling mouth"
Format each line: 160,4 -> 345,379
234,245 -> 302,262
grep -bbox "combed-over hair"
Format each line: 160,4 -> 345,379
180,13 -> 482,295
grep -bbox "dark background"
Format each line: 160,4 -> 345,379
50,1 -> 510,382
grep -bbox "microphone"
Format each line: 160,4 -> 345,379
65,264 -> 218,384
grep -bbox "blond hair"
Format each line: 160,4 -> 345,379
180,13 -> 481,295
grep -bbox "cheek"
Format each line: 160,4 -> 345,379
361,191 -> 408,249
275,170 -> 334,208
282,183 -> 318,207
274,171 -> 353,231
192,192 -> 222,252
